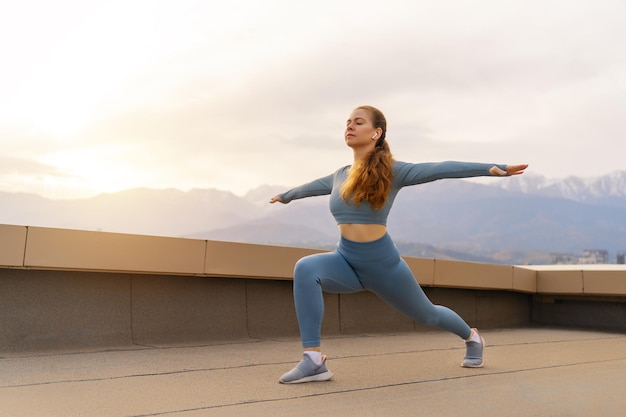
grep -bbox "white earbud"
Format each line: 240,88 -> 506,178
372,133 -> 377,139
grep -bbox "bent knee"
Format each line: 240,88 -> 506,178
294,255 -> 324,284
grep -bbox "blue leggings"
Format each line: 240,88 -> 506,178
293,233 -> 472,348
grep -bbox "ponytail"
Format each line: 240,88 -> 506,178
340,106 -> 394,210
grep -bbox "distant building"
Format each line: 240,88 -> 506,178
552,253 -> 579,264
578,249 -> 609,264
617,252 -> 626,265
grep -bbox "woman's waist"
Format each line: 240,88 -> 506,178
336,229 -> 398,261
338,223 -> 387,242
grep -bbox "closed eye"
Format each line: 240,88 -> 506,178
346,117 -> 366,126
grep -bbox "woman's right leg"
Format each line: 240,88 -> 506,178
293,251 -> 364,348
279,250 -> 363,384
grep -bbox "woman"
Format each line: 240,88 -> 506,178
270,105 -> 527,384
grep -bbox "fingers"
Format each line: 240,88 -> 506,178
507,164 -> 529,176
269,196 -> 283,204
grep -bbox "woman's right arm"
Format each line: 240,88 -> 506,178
269,174 -> 334,204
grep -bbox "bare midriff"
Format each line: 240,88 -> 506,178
338,223 -> 387,242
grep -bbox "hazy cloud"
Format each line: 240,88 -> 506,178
1,0 -> 625,198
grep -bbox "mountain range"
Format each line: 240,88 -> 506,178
2,171 -> 626,265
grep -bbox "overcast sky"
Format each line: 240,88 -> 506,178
1,0 -> 625,199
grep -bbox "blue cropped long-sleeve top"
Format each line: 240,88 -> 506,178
277,160 -> 507,226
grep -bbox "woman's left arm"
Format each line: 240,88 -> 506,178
394,161 -> 528,186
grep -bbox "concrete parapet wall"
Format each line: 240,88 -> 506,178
1,224 -> 625,353
0,224 -> 27,267
0,268 -> 530,353
1,225 -> 534,290
525,265 -> 626,297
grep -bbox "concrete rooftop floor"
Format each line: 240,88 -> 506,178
1,327 -> 625,417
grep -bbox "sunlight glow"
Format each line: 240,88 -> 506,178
0,0 -> 279,139
1,2 -> 162,138
40,144 -> 146,197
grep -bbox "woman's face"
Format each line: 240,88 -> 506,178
345,108 -> 380,149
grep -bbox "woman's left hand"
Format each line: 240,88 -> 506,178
490,164 -> 528,176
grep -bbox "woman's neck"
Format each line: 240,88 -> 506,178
352,147 -> 373,162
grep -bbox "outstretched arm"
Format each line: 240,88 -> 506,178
269,173 -> 334,204
394,161 -> 528,186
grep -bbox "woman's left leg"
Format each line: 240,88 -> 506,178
351,237 -> 484,367
348,237 -> 471,339
364,256 -> 472,339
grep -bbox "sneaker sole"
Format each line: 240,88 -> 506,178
279,370 -> 334,384
461,361 -> 484,368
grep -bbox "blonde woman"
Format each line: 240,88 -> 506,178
271,105 -> 527,384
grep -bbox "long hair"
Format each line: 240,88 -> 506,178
340,105 -> 394,210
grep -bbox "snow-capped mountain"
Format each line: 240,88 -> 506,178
493,171 -> 626,206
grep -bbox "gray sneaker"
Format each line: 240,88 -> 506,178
462,332 -> 485,368
279,353 -> 334,384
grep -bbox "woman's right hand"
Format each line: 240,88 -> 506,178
269,196 -> 283,204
